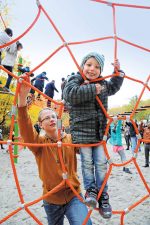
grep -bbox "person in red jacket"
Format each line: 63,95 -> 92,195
17,75 -> 92,225
143,122 -> 150,167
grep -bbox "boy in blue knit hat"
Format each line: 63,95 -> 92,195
63,52 -> 125,219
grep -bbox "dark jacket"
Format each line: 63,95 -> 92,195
63,72 -> 124,144
126,122 -> 138,137
61,79 -> 67,99
32,72 -> 48,88
44,82 -> 59,98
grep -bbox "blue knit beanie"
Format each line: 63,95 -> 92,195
80,52 -> 105,72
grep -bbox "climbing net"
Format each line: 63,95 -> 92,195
0,0 -> 150,224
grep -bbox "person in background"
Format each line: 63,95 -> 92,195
0,28 -> 13,64
2,41 -> 23,92
109,120 -> 132,174
44,80 -> 59,107
0,80 -> 3,91
17,75 -> 92,225
126,120 -> 140,154
0,129 -> 4,149
143,122 -> 150,167
124,124 -> 131,150
30,71 -> 48,100
63,51 -> 125,219
61,77 -> 66,99
138,121 -> 145,145
18,66 -> 34,77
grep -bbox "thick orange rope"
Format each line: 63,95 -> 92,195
0,7 -> 41,50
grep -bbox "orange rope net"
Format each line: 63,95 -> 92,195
0,1 -> 150,224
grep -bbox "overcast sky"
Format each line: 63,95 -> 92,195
2,0 -> 150,107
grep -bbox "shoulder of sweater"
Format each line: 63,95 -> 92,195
68,72 -> 83,82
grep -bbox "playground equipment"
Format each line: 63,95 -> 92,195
0,0 -> 150,224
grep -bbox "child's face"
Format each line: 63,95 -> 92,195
39,109 -> 57,133
83,57 -> 101,80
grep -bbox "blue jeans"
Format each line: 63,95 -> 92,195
80,145 -> 108,192
3,65 -> 13,89
118,149 -> 127,162
43,195 -> 92,225
131,136 -> 137,153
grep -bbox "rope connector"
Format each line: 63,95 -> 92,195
57,119 -> 62,129
124,207 -> 130,214
63,42 -> 68,46
107,1 -> 113,7
136,133 -> 141,139
62,172 -> 68,179
89,206 -> 94,210
57,141 -> 62,147
113,116 -> 118,121
19,203 -> 25,209
36,0 -> 41,7
103,135 -> 107,142
18,78 -> 23,83
107,158 -> 113,165
133,152 -> 138,159
119,71 -> 125,77
11,105 -> 17,116
84,80 -> 90,84
7,140 -> 12,145
126,115 -> 130,122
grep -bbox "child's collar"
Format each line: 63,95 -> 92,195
45,131 -> 67,142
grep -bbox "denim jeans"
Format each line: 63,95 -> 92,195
131,136 -> 137,153
118,149 -> 127,162
80,145 -> 108,192
43,195 -> 92,225
3,65 -> 13,89
144,144 -> 150,165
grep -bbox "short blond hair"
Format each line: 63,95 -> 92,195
38,108 -> 57,122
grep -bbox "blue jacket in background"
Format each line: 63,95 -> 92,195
109,120 -> 123,146
45,82 -> 59,98
32,72 -> 48,88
